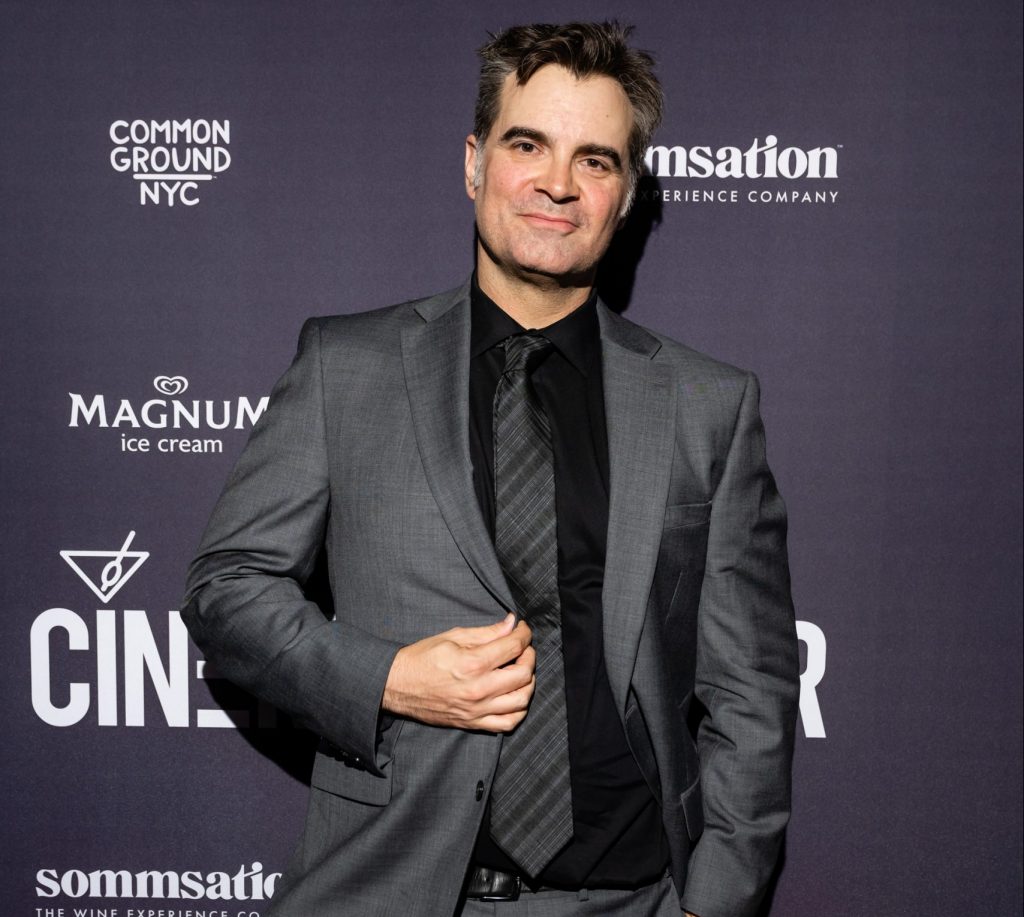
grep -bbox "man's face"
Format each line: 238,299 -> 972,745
465,64 -> 633,287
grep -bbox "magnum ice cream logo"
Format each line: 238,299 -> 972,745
68,374 -> 268,456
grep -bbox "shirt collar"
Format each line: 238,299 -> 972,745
469,274 -> 600,377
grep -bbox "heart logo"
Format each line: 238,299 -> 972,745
153,375 -> 189,396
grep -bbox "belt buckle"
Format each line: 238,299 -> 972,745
479,875 -> 521,902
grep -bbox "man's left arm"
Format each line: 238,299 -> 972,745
680,371 -> 800,917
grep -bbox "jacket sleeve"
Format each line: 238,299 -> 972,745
680,372 -> 800,917
181,318 -> 402,775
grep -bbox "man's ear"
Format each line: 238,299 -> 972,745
615,180 -> 634,229
464,134 -> 479,200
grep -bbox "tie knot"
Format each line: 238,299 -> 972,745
501,332 -> 553,375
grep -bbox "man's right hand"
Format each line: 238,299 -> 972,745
381,613 -> 535,733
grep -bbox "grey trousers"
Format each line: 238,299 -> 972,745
454,875 -> 680,917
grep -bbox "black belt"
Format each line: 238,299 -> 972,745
463,866 -> 523,901
464,864 -> 670,902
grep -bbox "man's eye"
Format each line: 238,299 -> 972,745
583,158 -> 609,171
515,141 -> 537,153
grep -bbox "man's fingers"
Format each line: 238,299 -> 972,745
474,711 -> 528,733
451,612 -> 516,647
468,661 -> 534,703
481,679 -> 535,715
472,621 -> 533,670
513,643 -> 536,668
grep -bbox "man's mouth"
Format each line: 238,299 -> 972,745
520,212 -> 578,231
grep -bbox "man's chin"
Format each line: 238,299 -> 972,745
505,250 -> 601,286
478,235 -> 600,288
514,262 -> 597,289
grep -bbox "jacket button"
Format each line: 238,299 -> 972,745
475,780 -> 485,801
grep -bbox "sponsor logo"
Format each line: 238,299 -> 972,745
153,375 -> 189,396
33,538 -> 280,729
797,620 -> 827,738
35,534 -> 827,735
642,135 -> 841,206
36,862 -> 279,900
60,531 -> 149,603
68,375 -> 268,456
109,119 -> 231,206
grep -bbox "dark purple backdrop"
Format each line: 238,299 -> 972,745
2,1 -> 1021,914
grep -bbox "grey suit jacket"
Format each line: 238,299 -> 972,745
182,280 -> 799,917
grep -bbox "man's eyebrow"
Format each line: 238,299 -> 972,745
498,126 -> 549,145
577,144 -> 623,171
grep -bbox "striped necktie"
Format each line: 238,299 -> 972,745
488,332 -> 573,878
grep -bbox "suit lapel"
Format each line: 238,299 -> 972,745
598,305 -> 676,714
401,284 -> 515,612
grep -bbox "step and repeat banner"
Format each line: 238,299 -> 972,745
2,1 -> 1021,915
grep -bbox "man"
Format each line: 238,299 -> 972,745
183,21 -> 798,917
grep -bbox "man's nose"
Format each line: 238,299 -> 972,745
534,154 -> 578,202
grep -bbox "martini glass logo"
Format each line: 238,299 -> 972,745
60,531 -> 149,602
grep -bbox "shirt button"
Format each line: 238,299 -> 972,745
475,780 -> 485,801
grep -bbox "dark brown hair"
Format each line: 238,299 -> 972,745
473,21 -> 663,205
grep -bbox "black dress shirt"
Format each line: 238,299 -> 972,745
468,277 -> 669,888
